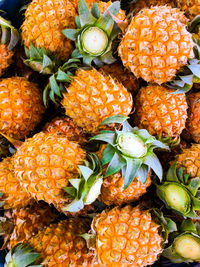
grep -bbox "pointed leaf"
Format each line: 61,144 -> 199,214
78,165 -> 93,181
191,196 -> 200,210
15,252 -> 41,267
43,54 -> 53,69
180,219 -> 197,233
123,158 -> 142,189
69,179 -> 81,190
165,217 -> 178,233
29,44 -> 41,59
43,84 -> 50,107
105,152 -> 126,177
144,153 -> 163,180
188,64 -> 200,79
101,115 -> 128,125
91,3 -> 100,19
184,173 -> 190,184
101,50 -> 116,64
72,49 -> 83,59
56,69 -> 71,82
49,75 -> 62,97
152,139 -> 169,150
122,121 -> 132,132
101,144 -> 116,165
187,177 -> 200,195
79,0 -> 96,26
63,199 -> 84,212
136,164 -> 149,184
62,29 -> 78,41
63,187 -> 76,197
90,132 -> 115,145
75,16 -> 81,28
166,164 -> 179,182
177,167 -> 184,182
179,74 -> 194,85
83,55 -> 95,66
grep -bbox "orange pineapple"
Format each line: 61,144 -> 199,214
91,205 -> 166,266
61,68 -> 133,134
43,116 -> 87,145
176,0 -> 200,20
182,92 -> 200,143
13,132 -> 86,213
21,0 -> 77,61
5,218 -> 98,267
0,157 -> 33,210
0,77 -> 44,140
173,144 -> 200,178
0,45 -> 13,76
100,62 -> 141,95
134,85 -> 188,142
2,202 -> 58,249
118,5 -> 194,84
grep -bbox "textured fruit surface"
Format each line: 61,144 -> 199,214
130,0 -> 176,14
183,92 -> 200,143
134,85 -> 187,139
43,117 -> 87,145
0,44 -> 13,77
118,6 -> 194,84
92,205 -> 163,267
4,202 -> 58,249
176,0 -> 200,20
22,0 -> 77,60
174,144 -> 200,178
0,77 -> 44,140
62,68 -> 133,134
13,132 -> 86,212
0,157 -> 33,210
97,145 -> 151,205
100,62 -> 140,95
29,218 -> 98,267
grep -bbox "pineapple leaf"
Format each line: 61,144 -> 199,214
105,152 -> 126,177
63,199 -> 84,212
180,219 -> 197,233
188,64 -> 200,79
69,179 -> 81,190
186,177 -> 200,196
166,164 -> 179,182
49,75 -> 62,97
91,3 -> 100,19
42,54 -> 53,69
101,115 -> 129,125
135,164 -> 149,184
63,187 -> 76,197
144,152 -> 163,180
83,55 -> 95,66
43,85 -> 50,107
62,29 -> 78,41
75,16 -> 81,28
90,132 -> 116,145
122,158 -> 142,189
100,50 -> 116,64
101,144 -> 116,165
78,165 -> 93,181
56,69 -> 71,82
191,196 -> 200,210
71,49 -> 83,58
79,0 -> 96,26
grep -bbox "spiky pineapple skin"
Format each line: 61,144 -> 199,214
182,92 -> 200,143
28,219 -> 98,266
13,132 -> 86,213
118,6 -> 194,84
134,85 -> 187,139
174,144 -> 200,178
43,117 -> 87,145
62,68 -> 133,134
97,145 -> 151,205
130,0 -> 176,13
100,62 -> 140,95
0,158 -> 33,210
92,205 -> 163,267
22,0 -> 77,60
0,77 -> 44,140
0,44 -> 13,77
176,0 -> 200,20
3,202 -> 58,249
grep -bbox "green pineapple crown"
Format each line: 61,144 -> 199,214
0,15 -> 19,49
91,115 -> 169,189
63,0 -> 122,67
5,244 -> 42,267
157,164 -> 200,218
163,219 -> 200,263
166,16 -> 200,93
63,153 -> 103,213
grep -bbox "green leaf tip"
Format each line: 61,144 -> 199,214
157,164 -> 200,218
5,244 -> 42,267
92,115 -> 168,190
63,153 -> 103,212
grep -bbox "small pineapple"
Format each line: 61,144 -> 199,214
5,219 -> 98,266
90,205 -> 175,266
2,202 -> 58,249
100,62 -> 140,95
43,116 -> 87,145
0,77 -> 44,140
61,68 -> 133,134
134,85 -> 188,143
0,16 -> 19,76
0,157 -> 33,210
118,5 -> 194,84
182,92 -> 200,143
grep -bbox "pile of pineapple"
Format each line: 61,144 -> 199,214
1,0 -> 200,266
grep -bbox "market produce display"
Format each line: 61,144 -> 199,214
1,0 -> 200,266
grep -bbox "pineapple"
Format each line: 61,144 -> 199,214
182,92 -> 200,143
0,77 -> 44,140
118,5 -> 194,84
90,205 -> 175,266
5,218 -> 98,267
0,16 -> 19,76
134,85 -> 188,143
2,202 -> 58,249
173,144 -> 200,178
22,0 -> 77,61
99,62 -> 141,95
0,157 -> 33,210
176,0 -> 200,20
97,145 -> 152,206
43,116 -> 87,145
61,68 -> 133,134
